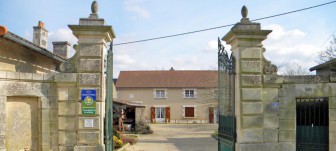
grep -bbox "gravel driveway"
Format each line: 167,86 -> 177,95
126,124 -> 218,151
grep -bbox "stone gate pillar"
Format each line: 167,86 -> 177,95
223,6 -> 280,151
66,1 -> 115,150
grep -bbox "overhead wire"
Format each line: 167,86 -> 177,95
113,1 -> 336,46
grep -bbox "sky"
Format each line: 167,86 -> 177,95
1,0 -> 336,77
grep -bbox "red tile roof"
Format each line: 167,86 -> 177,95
116,70 -> 217,88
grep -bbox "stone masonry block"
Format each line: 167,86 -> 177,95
79,44 -> 102,57
79,59 -> 101,72
40,109 -> 50,122
43,74 -> 55,81
74,146 -> 102,151
331,132 -> 336,144
59,131 -> 76,145
242,102 -> 262,114
50,122 -> 58,133
58,102 -> 76,115
262,88 -> 278,101
263,102 -> 279,115
78,117 -> 100,129
32,73 -> 43,80
331,145 -> 336,151
242,130 -> 263,143
279,130 -> 295,142
77,131 -> 100,144
240,48 -> 261,59
0,136 -> 4,149
241,75 -> 262,86
264,129 -> 279,142
55,73 -> 77,83
49,110 -> 57,122
58,87 -> 68,101
278,84 -> 295,97
241,61 -> 262,73
6,72 -> 19,79
330,121 -> 336,132
330,109 -> 336,120
279,109 -> 295,120
242,115 -> 263,129
51,132 -> 58,146
41,96 -> 57,109
242,88 -> 261,101
279,96 -> 295,109
79,73 -> 101,86
68,87 -> 78,100
41,145 -> 51,151
264,115 -> 279,129
239,143 -> 279,151
279,142 -> 295,151
58,116 -> 76,130
41,133 -> 51,146
59,146 -> 74,151
41,122 -> 51,133
0,71 -> 6,78
279,120 -> 295,130
19,72 -> 33,80
331,97 -> 336,109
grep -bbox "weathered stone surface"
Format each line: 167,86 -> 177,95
41,122 -> 51,133
241,61 -> 261,73
78,117 -> 100,129
242,75 -> 262,86
41,96 -> 57,109
79,59 -> 101,72
59,131 -> 76,145
59,116 -> 76,130
79,44 -> 102,57
264,129 -> 278,142
40,109 -> 50,123
6,72 -> 19,79
279,130 -> 295,141
242,130 -> 263,142
264,115 -> 279,128
330,109 -> 336,120
242,102 -> 262,114
58,102 -> 76,115
242,115 -> 263,128
331,73 -> 336,82
330,121 -> 336,132
278,84 -> 295,97
279,96 -> 295,109
68,87 -> 79,100
43,73 -> 55,81
50,122 -> 58,132
41,145 -> 51,151
59,146 -> 74,151
0,136 -> 4,148
331,132 -> 336,144
79,73 -> 101,86
50,132 -> 58,146
58,87 -> 69,101
242,88 -> 261,101
263,75 -> 284,84
74,145 -> 103,151
32,73 -> 44,80
279,120 -> 295,130
331,97 -> 336,109
41,133 -> 51,146
263,102 -> 279,115
295,83 -> 336,97
239,143 -> 279,151
240,48 -> 261,59
55,73 -> 77,83
1,81 -> 51,96
19,72 -> 33,80
279,142 -> 295,151
262,88 -> 278,101
279,109 -> 295,120
77,131 -> 100,144
0,71 -> 6,78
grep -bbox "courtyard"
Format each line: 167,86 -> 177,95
126,124 -> 218,151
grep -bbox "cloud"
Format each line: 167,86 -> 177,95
124,0 -> 150,18
204,40 -> 217,52
263,24 -> 320,74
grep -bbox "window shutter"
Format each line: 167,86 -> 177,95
151,107 -> 155,123
209,107 -> 214,123
185,107 -> 194,117
165,107 -> 170,122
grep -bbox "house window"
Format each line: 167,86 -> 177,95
184,89 -> 196,98
155,90 -> 166,98
185,107 -> 194,117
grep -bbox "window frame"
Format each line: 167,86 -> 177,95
183,89 -> 197,99
182,105 -> 197,118
153,89 -> 167,99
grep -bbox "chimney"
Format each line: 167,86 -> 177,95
52,41 -> 71,59
169,67 -> 175,71
33,21 -> 48,49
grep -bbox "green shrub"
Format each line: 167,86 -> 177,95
133,121 -> 153,134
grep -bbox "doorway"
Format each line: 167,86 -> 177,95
6,96 -> 39,151
296,97 -> 329,151
155,107 -> 165,123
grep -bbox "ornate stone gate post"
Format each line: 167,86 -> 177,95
222,6 -> 279,151
63,1 -> 115,150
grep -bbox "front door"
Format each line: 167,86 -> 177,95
155,107 -> 165,123
296,98 -> 329,151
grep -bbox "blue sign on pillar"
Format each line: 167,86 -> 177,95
81,89 -> 97,115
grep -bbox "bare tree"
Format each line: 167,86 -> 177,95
318,35 -> 336,63
277,62 -> 311,75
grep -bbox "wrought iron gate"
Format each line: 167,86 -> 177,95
218,38 -> 236,151
105,43 -> 114,151
296,98 -> 329,151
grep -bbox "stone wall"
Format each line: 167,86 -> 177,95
0,71 -> 58,151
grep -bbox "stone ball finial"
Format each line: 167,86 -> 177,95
91,1 -> 98,14
241,5 -> 248,18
